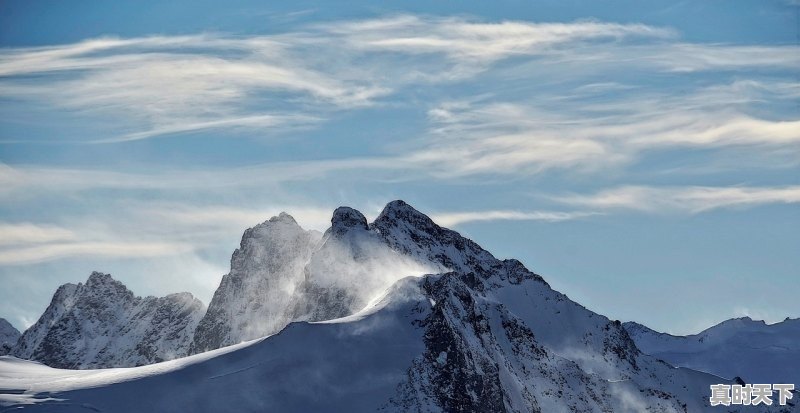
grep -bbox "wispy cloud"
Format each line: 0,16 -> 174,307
0,241 -> 194,265
0,16 -> 677,143
407,78 -> 800,177
97,114 -> 322,143
431,210 -> 598,226
321,15 -> 674,63
631,43 -> 800,73
2,14 -> 796,154
553,185 -> 800,213
0,223 -> 77,246
0,34 -> 384,142
0,158 -> 403,197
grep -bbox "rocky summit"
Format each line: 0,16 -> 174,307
12,272 -> 205,369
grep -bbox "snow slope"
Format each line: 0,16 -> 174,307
12,272 -> 205,369
2,201 -> 794,412
0,319 -> 19,356
625,317 -> 800,385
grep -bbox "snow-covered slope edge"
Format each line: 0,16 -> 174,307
625,317 -> 800,385
12,272 -> 206,369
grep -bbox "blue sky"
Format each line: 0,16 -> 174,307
0,0 -> 798,335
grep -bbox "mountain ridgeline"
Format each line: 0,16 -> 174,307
11,272 -> 205,369
1,200 -> 797,412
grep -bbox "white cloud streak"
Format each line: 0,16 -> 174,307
409,78 -> 800,177
0,241 -> 194,265
0,223 -> 77,246
1,13 -> 795,184
0,158 -> 404,197
98,114 -> 322,144
0,16 -> 681,143
553,185 -> 800,213
431,210 -> 599,227
321,16 -> 674,63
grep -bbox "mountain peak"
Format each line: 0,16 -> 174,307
14,272 -> 205,369
375,200 -> 435,228
239,212 -> 306,247
83,271 -> 134,299
331,206 -> 368,231
269,212 -> 297,225
87,271 -> 113,284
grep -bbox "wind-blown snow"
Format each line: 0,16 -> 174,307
191,213 -> 321,353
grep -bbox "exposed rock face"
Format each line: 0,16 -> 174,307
385,268 -> 730,413
0,318 -> 20,355
190,213 -> 321,353
372,200 -> 498,278
12,272 -> 204,369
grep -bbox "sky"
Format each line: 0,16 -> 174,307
0,0 -> 798,335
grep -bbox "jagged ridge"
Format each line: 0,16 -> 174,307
12,272 -> 205,369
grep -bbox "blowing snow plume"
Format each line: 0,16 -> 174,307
191,202 -> 441,354
293,206 -> 442,322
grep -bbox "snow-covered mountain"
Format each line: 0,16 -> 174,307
625,317 -> 800,385
292,206 -> 438,322
0,318 -> 20,356
12,272 -> 205,369
2,201 -> 793,412
192,206 -> 436,354
191,213 -> 321,353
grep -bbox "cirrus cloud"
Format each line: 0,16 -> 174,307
553,185 -> 800,214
